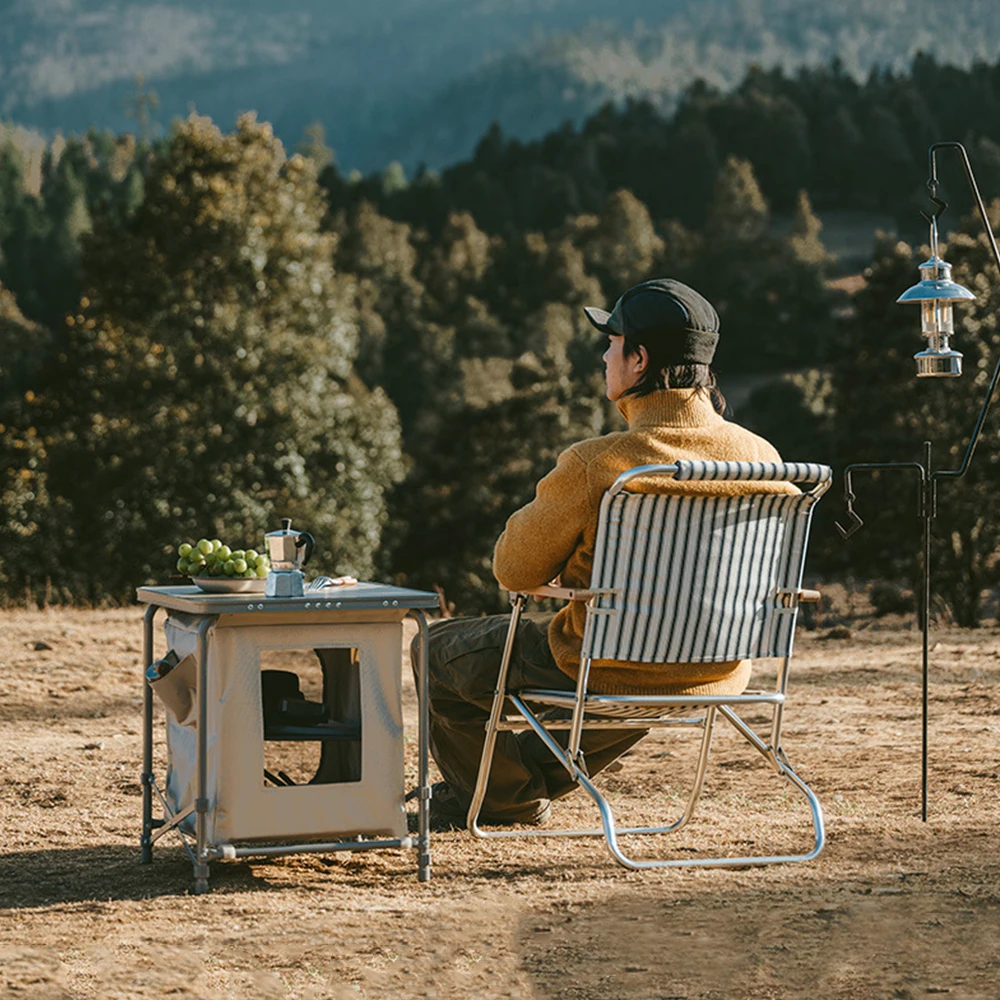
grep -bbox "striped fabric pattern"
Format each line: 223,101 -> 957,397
587,485 -> 822,665
671,461 -> 831,485
527,697 -> 702,720
578,702 -> 698,719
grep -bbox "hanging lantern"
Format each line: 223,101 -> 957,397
897,218 -> 975,377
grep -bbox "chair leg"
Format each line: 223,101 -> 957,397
470,699 -> 714,841
579,710 -> 825,870
472,699 -> 824,869
575,764 -> 823,870
652,705 -> 715,836
582,706 -> 718,839
469,695 -> 586,840
467,595 -> 527,835
466,714 -> 504,836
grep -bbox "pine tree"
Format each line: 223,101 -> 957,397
692,160 -> 833,372
706,155 -> 770,242
0,284 -> 56,599
788,190 -> 831,269
38,143 -> 93,328
332,199 -> 422,390
577,189 -> 664,293
334,202 -> 606,612
813,106 -> 865,205
0,142 -> 47,322
296,122 -> 335,173
0,144 -> 27,250
707,88 -> 811,213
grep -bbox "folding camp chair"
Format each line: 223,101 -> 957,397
467,460 -> 832,869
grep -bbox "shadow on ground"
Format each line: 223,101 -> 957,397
0,695 -> 141,724
0,844 -> 269,908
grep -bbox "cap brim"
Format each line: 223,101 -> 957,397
583,306 -> 613,331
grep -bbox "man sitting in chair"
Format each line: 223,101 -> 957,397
420,278 -> 797,828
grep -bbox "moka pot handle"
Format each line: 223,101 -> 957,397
295,531 -> 315,568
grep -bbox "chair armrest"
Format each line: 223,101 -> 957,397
776,587 -> 822,607
517,585 -> 597,602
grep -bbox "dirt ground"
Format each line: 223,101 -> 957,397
1,604 -> 999,1000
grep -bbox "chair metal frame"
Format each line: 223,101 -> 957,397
467,461 -> 832,870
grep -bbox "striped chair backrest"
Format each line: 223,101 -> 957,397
586,461 -> 830,665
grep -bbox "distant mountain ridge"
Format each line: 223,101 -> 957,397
380,0 -> 1000,171
3,0 -> 1000,172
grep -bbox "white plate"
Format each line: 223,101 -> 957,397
190,576 -> 267,594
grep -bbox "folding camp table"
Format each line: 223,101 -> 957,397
137,582 -> 439,893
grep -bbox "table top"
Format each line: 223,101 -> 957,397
137,581 -> 441,617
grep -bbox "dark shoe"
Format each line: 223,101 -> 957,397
428,782 -> 470,831
410,781 -> 551,831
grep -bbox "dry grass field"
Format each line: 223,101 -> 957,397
1,605 -> 999,999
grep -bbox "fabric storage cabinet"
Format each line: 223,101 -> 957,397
161,612 -> 407,844
137,583 -> 439,892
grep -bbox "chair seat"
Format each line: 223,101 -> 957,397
518,688 -> 783,720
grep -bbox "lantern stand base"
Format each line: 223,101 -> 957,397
837,357 -> 1000,821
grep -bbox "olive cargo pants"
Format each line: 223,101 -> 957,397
412,613 -> 646,823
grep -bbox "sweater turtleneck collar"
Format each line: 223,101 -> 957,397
616,388 -> 722,429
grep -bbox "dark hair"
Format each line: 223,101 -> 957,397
620,332 -> 727,414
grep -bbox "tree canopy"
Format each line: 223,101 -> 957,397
3,114 -> 404,601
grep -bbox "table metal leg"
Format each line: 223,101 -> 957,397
194,616 -> 215,894
409,610 -> 432,883
141,604 -> 159,864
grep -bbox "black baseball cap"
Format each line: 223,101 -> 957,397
584,278 -> 720,366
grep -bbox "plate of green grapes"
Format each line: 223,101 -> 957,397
176,538 -> 270,593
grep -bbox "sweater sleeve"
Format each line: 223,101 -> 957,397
493,446 -> 590,592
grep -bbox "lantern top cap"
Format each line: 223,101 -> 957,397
897,254 -> 976,304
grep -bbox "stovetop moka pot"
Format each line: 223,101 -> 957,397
264,519 -> 315,597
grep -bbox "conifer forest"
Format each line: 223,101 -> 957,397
5,38 -> 1000,624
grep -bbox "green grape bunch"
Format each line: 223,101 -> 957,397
175,538 -> 270,579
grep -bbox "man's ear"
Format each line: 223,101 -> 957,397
632,344 -> 650,376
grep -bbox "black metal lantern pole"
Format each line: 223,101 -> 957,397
836,141 -> 1000,822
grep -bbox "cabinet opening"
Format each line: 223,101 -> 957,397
259,647 -> 362,786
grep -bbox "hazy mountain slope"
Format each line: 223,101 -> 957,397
3,0 -> 1000,171
378,0 -> 1000,169
0,0 -> 682,167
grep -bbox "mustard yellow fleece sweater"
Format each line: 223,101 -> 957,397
492,388 -> 798,696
